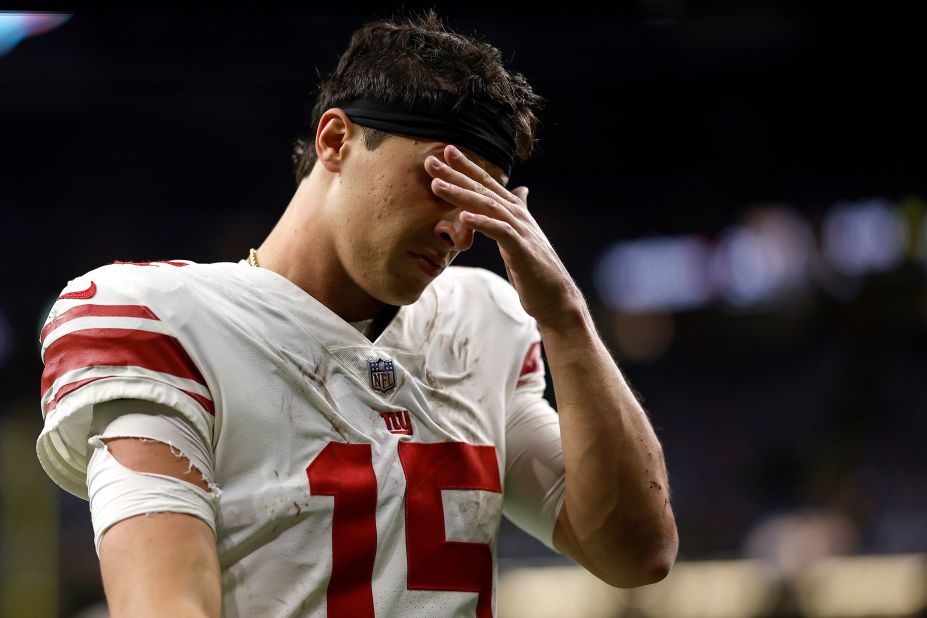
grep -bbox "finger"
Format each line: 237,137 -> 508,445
426,154 -> 515,214
460,210 -> 520,250
443,145 -> 522,205
512,186 -> 529,204
432,177 -> 514,223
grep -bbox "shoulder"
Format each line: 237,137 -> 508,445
38,260 -> 223,499
48,259 -> 240,323
54,258 -> 240,293
53,259 -> 194,301
435,265 -> 533,326
40,259 -> 224,401
434,267 -> 545,394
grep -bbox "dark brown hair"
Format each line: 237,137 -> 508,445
291,9 -> 544,184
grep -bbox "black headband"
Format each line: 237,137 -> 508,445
339,97 -> 516,178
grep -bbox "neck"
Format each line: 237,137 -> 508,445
255,172 -> 391,322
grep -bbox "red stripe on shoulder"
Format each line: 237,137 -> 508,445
518,341 -> 542,377
44,376 -> 108,417
41,328 -> 208,396
516,341 -> 543,387
57,281 -> 96,300
181,389 -> 215,415
43,377 -> 214,419
113,260 -> 189,267
40,304 -> 160,345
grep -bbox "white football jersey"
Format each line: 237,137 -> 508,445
37,259 -> 563,617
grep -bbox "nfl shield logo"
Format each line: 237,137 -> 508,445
369,357 -> 396,394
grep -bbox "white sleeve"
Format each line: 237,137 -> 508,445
502,340 -> 566,553
86,399 -> 220,558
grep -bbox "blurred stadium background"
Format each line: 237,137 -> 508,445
1,7 -> 925,618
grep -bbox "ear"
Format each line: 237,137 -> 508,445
315,108 -> 355,174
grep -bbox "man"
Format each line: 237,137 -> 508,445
36,10 -> 677,617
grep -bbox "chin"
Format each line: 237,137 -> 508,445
385,289 -> 426,307
369,263 -> 438,306
377,281 -> 430,307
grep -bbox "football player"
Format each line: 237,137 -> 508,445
37,10 -> 677,617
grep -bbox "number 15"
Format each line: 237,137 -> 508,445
307,440 -> 502,617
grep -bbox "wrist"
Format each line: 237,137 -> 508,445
535,292 -> 592,336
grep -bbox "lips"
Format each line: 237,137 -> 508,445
410,252 -> 444,277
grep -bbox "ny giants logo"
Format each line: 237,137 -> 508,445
379,409 -> 413,435
369,357 -> 396,394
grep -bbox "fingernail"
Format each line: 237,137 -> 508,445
448,145 -> 461,157
436,179 -> 449,189
430,156 -> 443,167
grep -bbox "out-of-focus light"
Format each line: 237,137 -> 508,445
898,196 -> 926,260
503,561 -> 781,618
710,207 -> 815,310
499,565 -> 628,618
795,554 -> 927,618
635,559 -> 780,618
743,509 -> 860,579
594,236 -> 712,313
822,198 -> 906,277
610,311 -> 675,362
0,12 -> 71,57
594,194 -> 919,315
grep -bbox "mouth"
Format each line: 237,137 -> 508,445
409,252 -> 444,277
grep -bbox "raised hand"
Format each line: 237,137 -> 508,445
425,144 -> 584,330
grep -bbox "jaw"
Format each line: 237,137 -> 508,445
384,267 -> 437,307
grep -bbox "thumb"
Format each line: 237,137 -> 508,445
514,186 -> 529,203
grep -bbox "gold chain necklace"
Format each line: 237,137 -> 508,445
247,248 -> 260,268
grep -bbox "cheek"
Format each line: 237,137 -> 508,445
347,207 -> 402,268
345,163 -> 423,259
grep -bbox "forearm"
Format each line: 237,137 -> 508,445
539,295 -> 677,583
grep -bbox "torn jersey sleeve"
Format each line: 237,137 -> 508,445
86,398 -> 220,557
89,398 -> 216,488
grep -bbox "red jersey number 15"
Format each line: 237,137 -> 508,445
307,441 -> 502,617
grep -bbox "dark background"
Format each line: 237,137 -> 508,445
1,8 -> 924,616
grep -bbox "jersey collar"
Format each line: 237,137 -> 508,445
236,260 -> 439,352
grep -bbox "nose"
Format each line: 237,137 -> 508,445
435,212 -> 475,253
